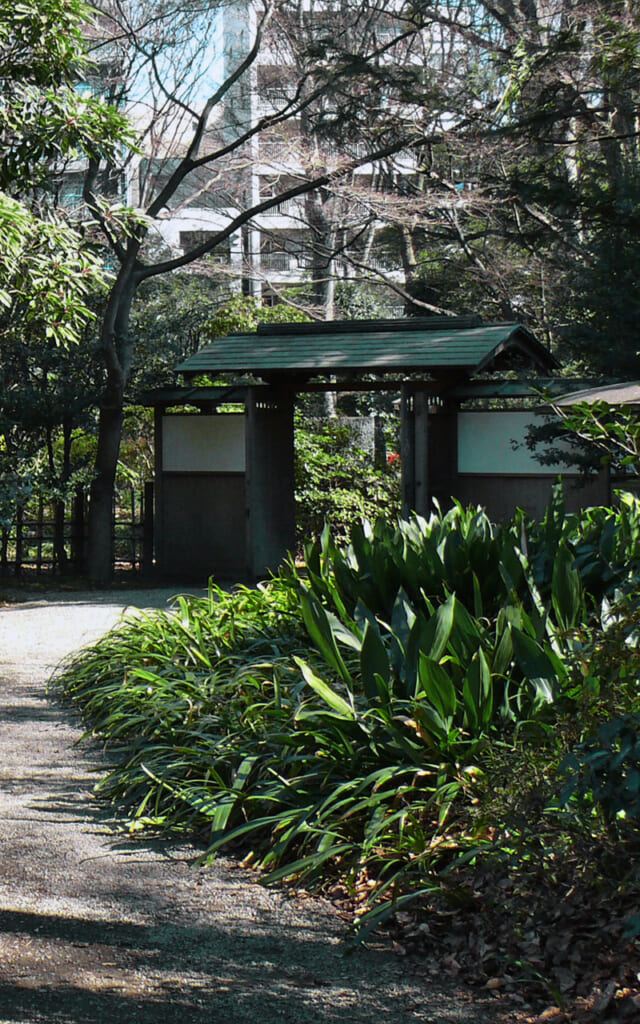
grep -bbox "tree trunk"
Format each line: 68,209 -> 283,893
305,189 -> 335,320
86,261 -> 138,583
44,424 -> 67,573
87,404 -> 124,583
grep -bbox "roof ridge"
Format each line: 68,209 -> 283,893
256,315 -> 485,336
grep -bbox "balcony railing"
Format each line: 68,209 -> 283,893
261,197 -> 304,217
334,251 -> 401,273
259,252 -> 311,272
258,140 -> 373,165
257,250 -> 400,274
258,140 -> 304,163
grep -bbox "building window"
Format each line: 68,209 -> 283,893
179,232 -> 230,263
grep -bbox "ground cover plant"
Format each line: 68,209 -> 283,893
53,490 -> 640,1020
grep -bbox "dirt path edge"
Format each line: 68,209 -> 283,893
0,588 -> 516,1024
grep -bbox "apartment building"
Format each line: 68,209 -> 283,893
125,0 -> 419,311
61,1 -> 461,315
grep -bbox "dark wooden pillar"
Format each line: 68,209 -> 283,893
70,487 -> 86,573
400,386 -> 431,516
142,481 -> 154,577
414,390 -> 430,516
245,386 -> 296,578
401,387 -> 460,517
428,401 -> 459,510
152,406 -> 164,573
400,383 -> 415,515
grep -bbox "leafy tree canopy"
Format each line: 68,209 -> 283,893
204,295 -> 311,341
0,0 -> 132,348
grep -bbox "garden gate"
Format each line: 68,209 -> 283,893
144,317 -> 609,581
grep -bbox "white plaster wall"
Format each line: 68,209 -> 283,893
457,411 -> 570,475
163,414 -> 246,472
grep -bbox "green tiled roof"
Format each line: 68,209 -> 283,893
138,385 -> 249,407
177,319 -> 559,378
555,381 -> 640,406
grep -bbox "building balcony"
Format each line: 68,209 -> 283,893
259,251 -> 311,272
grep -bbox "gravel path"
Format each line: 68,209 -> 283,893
0,587 -> 511,1024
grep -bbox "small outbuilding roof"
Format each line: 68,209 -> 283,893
138,385 -> 249,408
555,381 -> 640,406
177,317 -> 559,379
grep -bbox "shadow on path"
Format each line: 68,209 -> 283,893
0,589 -> 505,1024
0,902 -> 466,1024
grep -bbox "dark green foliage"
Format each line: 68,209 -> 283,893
292,581 -> 565,746
129,273 -> 227,394
561,714 -> 640,829
300,504 -> 532,620
54,496 -> 591,908
564,175 -> 640,378
527,484 -> 640,604
0,321 -> 101,534
51,480 -> 640,932
334,281 -> 400,320
204,295 -> 310,342
295,418 -> 401,546
0,1 -> 132,347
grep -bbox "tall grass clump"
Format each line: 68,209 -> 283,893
527,484 -> 640,603
53,490 -> 640,926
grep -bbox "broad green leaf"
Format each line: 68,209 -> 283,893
293,656 -> 356,718
417,654 -> 457,720
462,648 -> 493,731
510,628 -> 559,701
209,754 -> 259,834
449,596 -> 484,659
492,614 -> 514,678
390,588 -> 416,650
428,593 -> 456,662
325,609 -> 363,650
412,702 -> 450,743
552,542 -> 583,630
299,589 -> 353,687
472,572 -> 483,618
404,611 -> 433,694
360,620 -> 390,702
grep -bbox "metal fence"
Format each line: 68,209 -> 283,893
0,483 -> 154,579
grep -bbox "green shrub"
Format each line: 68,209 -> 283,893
295,416 -> 400,547
54,503 -> 591,914
527,484 -> 640,604
560,713 -> 640,829
298,503 -> 586,641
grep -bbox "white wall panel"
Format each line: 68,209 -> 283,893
162,414 -> 245,472
458,411 -> 569,475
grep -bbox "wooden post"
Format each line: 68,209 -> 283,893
400,383 -> 415,516
36,498 -> 44,574
130,486 -> 136,570
71,487 -> 86,574
142,481 -> 154,577
428,401 -> 459,511
54,499 -> 67,574
245,386 -> 295,579
14,506 -> 23,578
1,526 -> 8,574
153,407 -> 164,574
413,390 -> 430,516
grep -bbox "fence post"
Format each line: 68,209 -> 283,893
54,499 -> 67,574
14,506 -> 23,578
35,497 -> 44,574
71,487 -> 86,574
142,481 -> 154,577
